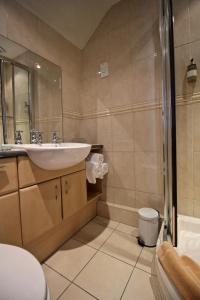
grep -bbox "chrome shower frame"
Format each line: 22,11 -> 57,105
159,0 -> 178,246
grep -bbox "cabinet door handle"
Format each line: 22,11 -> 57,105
65,180 -> 68,194
55,184 -> 58,201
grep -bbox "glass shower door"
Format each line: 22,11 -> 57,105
160,0 -> 178,246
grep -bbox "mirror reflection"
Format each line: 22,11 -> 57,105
0,35 -> 62,144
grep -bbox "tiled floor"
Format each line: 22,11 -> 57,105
43,216 -> 159,300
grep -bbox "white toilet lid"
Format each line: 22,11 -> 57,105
0,244 -> 47,300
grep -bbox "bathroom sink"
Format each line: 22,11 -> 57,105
7,143 -> 91,170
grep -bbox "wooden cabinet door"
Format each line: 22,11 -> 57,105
61,170 -> 87,219
0,192 -> 22,246
18,156 -> 85,188
0,158 -> 18,196
20,178 -> 62,244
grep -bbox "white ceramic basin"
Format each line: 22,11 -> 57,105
8,143 -> 91,170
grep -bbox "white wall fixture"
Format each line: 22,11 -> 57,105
98,62 -> 109,78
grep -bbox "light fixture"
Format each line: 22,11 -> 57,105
35,62 -> 41,69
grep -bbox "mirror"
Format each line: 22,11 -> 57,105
0,35 -> 62,144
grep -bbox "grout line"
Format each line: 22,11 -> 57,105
98,249 -> 138,268
114,228 -> 138,238
72,282 -> 99,300
71,249 -> 98,282
92,218 -> 119,230
120,246 -> 143,300
45,253 -> 99,300
46,243 -> 144,300
72,220 -> 116,251
71,236 -> 100,251
43,218 -> 98,263
120,267 -> 136,300
44,263 -> 73,283
72,223 -> 142,267
135,265 -> 157,277
57,281 -> 99,300
65,225 -> 117,298
72,227 -> 142,269
56,281 -> 73,299
98,227 -> 116,250
46,220 -> 142,300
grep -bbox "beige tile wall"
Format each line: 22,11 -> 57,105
0,0 -> 81,142
0,0 -> 164,224
80,0 -> 164,223
174,0 -> 200,217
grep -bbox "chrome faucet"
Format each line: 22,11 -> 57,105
52,131 -> 58,144
30,129 -> 37,144
15,130 -> 23,144
30,129 -> 42,144
52,131 -> 61,144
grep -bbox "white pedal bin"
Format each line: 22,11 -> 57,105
138,208 -> 159,247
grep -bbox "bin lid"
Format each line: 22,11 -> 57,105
138,208 -> 159,221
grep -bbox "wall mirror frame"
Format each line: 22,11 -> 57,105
0,34 -> 62,145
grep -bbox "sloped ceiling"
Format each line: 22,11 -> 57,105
0,35 -> 27,59
16,0 -> 120,49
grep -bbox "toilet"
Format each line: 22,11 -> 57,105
0,244 -> 50,300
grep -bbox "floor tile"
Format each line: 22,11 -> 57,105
42,264 -> 70,300
75,251 -> 133,300
101,230 -> 142,265
122,268 -> 156,300
93,216 -> 119,229
45,239 -> 96,281
59,284 -> 96,300
73,221 -> 113,249
136,246 -> 156,274
116,223 -> 138,237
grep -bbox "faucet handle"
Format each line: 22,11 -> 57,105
52,130 -> 57,143
15,130 -> 23,144
52,130 -> 62,143
38,131 -> 43,144
30,128 -> 39,144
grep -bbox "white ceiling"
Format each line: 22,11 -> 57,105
16,0 -> 120,49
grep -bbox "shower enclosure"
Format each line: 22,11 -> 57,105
161,0 -> 200,258
0,57 -> 32,144
156,0 -> 200,297
160,0 -> 177,247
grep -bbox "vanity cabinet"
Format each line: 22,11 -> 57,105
0,157 -> 18,196
18,156 -> 85,188
20,178 -> 62,244
0,156 -> 97,261
0,192 -> 22,246
61,170 -> 87,219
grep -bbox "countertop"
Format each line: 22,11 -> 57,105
0,144 -> 103,158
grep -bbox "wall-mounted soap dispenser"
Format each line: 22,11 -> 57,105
187,58 -> 197,82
